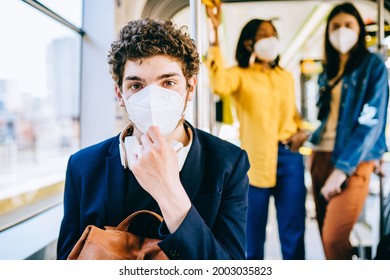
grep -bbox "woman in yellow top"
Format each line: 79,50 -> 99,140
206,4 -> 309,259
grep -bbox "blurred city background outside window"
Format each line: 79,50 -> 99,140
0,0 -> 82,221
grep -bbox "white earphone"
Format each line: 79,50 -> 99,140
118,123 -> 190,171
119,123 -> 135,169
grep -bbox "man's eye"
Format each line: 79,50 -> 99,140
129,84 -> 142,90
164,81 -> 175,86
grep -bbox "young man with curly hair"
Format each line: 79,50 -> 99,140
57,18 -> 250,260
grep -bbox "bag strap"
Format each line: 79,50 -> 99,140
115,210 -> 164,231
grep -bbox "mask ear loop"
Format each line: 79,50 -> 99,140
181,85 -> 192,118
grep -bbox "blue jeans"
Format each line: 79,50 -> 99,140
246,143 -> 306,259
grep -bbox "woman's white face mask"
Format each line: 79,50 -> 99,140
329,26 -> 359,54
253,36 -> 280,62
122,84 -> 186,136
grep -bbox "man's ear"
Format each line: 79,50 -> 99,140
186,76 -> 197,102
115,84 -> 125,107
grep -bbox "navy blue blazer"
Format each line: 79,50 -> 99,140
57,122 -> 250,260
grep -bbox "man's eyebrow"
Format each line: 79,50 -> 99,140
123,76 -> 145,82
157,72 -> 181,80
123,72 -> 181,82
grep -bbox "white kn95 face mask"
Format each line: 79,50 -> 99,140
329,26 -> 359,54
253,36 -> 280,62
123,84 -> 185,136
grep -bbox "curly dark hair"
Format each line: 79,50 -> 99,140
108,18 -> 200,90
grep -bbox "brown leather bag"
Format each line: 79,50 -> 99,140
67,210 -> 169,260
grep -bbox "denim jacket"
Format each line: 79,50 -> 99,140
310,52 -> 389,175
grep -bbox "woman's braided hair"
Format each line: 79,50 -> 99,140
108,18 -> 200,90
